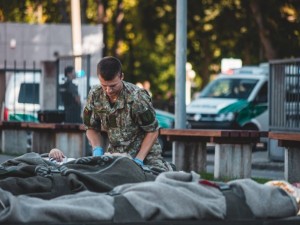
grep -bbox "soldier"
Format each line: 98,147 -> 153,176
60,66 -> 82,123
82,56 -> 174,173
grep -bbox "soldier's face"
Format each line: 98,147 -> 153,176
68,70 -> 76,80
99,73 -> 123,99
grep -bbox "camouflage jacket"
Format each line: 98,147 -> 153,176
83,81 -> 162,159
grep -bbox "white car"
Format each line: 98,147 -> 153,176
186,65 -> 269,148
3,72 -> 41,122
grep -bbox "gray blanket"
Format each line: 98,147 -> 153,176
0,171 -> 298,223
113,172 -> 298,220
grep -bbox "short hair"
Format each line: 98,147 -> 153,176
64,66 -> 74,77
97,56 -> 122,81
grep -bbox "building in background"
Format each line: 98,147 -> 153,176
0,22 -> 103,76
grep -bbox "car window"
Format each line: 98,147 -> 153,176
18,83 -> 39,104
255,82 -> 268,103
200,78 -> 258,99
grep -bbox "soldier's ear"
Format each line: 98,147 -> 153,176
120,73 -> 124,80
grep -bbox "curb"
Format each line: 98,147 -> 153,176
252,162 -> 284,171
207,160 -> 284,172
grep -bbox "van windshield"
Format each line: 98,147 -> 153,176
199,78 -> 258,99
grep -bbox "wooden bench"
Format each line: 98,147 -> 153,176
269,131 -> 300,183
1,121 -> 87,158
159,128 -> 267,179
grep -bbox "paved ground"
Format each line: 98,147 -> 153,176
163,150 -> 284,180
206,150 -> 284,171
0,154 -> 15,164
208,150 -> 284,180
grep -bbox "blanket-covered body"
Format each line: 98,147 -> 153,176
0,152 -> 156,198
0,153 -> 299,224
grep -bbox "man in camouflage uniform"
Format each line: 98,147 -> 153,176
83,56 -> 173,173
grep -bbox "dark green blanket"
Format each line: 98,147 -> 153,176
0,153 -> 156,199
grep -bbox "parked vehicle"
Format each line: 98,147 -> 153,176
186,65 -> 269,148
3,72 -> 41,122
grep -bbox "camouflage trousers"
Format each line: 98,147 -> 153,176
145,154 -> 176,173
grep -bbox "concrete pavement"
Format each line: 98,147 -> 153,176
206,150 -> 284,180
0,154 -> 15,164
163,149 -> 284,180
206,150 -> 284,171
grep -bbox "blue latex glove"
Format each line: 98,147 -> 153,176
134,158 -> 144,166
93,146 -> 104,156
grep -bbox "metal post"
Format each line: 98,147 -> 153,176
175,0 -> 187,129
173,0 -> 187,166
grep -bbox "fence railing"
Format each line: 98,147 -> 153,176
269,58 -> 300,132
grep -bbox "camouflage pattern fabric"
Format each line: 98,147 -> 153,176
83,81 -> 173,172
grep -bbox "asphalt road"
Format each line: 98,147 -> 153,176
0,154 -> 14,164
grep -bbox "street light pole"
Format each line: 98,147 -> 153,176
175,0 -> 187,129
173,0 -> 187,168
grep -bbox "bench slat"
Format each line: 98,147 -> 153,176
269,132 -> 300,141
159,128 -> 230,137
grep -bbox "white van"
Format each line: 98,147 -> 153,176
186,65 -> 269,147
3,72 -> 41,122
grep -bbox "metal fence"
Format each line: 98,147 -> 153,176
0,55 -> 92,124
269,58 -> 300,131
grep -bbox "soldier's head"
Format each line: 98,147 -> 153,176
97,56 -> 124,100
64,66 -> 75,79
97,56 -> 123,81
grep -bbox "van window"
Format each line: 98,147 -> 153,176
255,82 -> 268,103
18,83 -> 39,104
200,78 -> 258,99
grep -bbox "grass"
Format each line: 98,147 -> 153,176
199,172 -> 272,184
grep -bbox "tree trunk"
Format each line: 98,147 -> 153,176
59,0 -> 69,23
249,0 -> 277,60
112,0 -> 124,58
81,0 -> 87,24
97,0 -> 108,57
201,38 -> 212,88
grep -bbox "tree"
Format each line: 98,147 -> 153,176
0,0 -> 300,97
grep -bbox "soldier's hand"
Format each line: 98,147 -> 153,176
133,158 -> 144,166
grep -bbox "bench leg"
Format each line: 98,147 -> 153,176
2,130 -> 29,155
173,141 -> 207,172
285,147 -> 300,183
214,143 -> 252,179
32,131 -> 55,154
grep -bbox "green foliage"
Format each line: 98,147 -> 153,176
0,0 -> 300,100
199,172 -> 272,184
